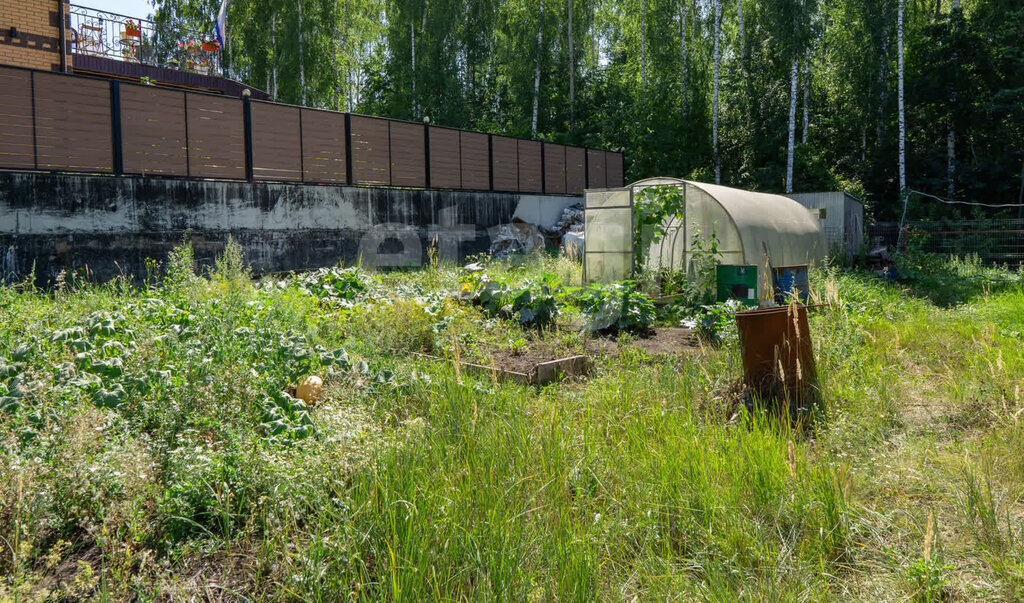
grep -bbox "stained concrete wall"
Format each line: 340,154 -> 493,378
0,172 -> 581,283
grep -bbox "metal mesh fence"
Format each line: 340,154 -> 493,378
867,220 -> 1024,265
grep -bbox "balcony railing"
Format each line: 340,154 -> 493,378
69,4 -> 223,77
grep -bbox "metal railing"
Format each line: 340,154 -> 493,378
68,4 -> 222,76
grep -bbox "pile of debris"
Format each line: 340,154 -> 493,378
488,203 -> 585,259
549,203 -> 584,256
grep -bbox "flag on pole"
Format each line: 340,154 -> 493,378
215,0 -> 228,48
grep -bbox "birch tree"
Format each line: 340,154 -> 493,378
786,57 -> 798,193
897,0 -> 906,195
679,0 -> 687,108
640,0 -> 647,91
531,0 -> 544,136
737,0 -> 745,77
568,0 -> 574,129
802,60 -> 810,144
713,0 -> 722,184
298,0 -> 305,105
947,0 -> 960,199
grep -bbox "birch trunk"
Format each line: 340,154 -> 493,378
568,0 -> 574,129
532,0 -> 544,136
271,15 -> 277,101
737,0 -> 744,76
712,0 -> 722,184
298,0 -> 305,106
641,0 -> 647,91
786,58 -> 798,194
947,0 -> 960,199
897,0 -> 906,194
680,0 -> 687,108
333,3 -> 339,111
896,0 -> 909,248
878,1 -> 889,143
411,21 -> 416,117
345,0 -> 352,111
802,59 -> 810,144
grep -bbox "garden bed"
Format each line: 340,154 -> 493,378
420,326 -> 695,386
586,326 -> 696,357
416,350 -> 590,385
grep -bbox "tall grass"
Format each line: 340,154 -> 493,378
0,249 -> 1021,599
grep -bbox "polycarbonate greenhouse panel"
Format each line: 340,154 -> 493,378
583,188 -> 633,284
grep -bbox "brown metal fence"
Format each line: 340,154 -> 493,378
0,64 -> 625,193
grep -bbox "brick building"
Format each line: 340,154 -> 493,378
0,0 -> 71,72
0,0 -> 265,97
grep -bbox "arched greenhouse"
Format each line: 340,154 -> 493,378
583,178 -> 827,296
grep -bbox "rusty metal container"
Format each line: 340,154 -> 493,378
735,305 -> 818,411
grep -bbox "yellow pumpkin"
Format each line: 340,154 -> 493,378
296,375 -> 324,405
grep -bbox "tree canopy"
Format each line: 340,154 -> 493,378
152,0 -> 1024,220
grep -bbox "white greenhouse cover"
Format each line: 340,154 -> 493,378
584,178 -> 827,288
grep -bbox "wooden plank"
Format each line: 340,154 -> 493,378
491,135 -> 518,192
389,120 -> 425,188
543,142 -> 567,194
414,352 -> 590,385
33,71 -> 112,172
606,151 -> 624,187
428,126 -> 460,189
460,131 -> 490,191
301,108 -> 347,183
566,146 -> 585,194
518,139 -> 543,193
185,94 -> 245,180
250,101 -> 302,182
587,148 -> 606,188
0,67 -> 36,169
120,84 -> 187,176
532,355 -> 591,384
350,115 -> 390,185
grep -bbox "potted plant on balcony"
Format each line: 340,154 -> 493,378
181,40 -> 201,58
123,19 -> 141,38
201,39 -> 219,52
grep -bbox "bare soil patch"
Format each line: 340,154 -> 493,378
586,327 -> 696,357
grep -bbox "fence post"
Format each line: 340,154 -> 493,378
243,96 -> 253,182
540,142 -> 546,195
298,109 -> 305,182
183,93 -> 190,178
110,81 -> 123,175
30,72 -> 38,170
344,113 -> 353,185
487,134 -> 494,192
584,149 -> 590,190
424,123 -> 431,189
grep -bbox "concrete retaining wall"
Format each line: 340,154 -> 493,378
0,172 -> 581,283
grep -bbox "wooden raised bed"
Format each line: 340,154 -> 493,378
415,353 -> 591,386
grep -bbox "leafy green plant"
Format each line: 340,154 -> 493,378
679,299 -> 742,344
907,557 -> 951,602
293,266 -> 369,303
461,272 -> 562,328
572,282 -> 655,334
633,185 -> 686,268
